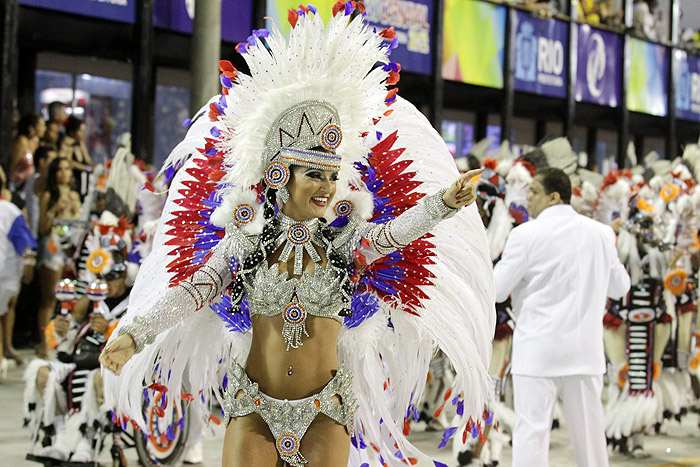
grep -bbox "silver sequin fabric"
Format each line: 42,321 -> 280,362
120,189 -> 457,353
222,362 -> 356,467
246,262 -> 345,349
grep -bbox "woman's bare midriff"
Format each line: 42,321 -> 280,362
245,314 -> 341,400
243,242 -> 341,400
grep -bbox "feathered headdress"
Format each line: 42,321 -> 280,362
206,8 -> 398,221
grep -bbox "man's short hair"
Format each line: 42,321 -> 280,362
536,167 -> 571,204
48,101 -> 66,120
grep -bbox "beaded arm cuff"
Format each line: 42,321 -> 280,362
352,188 -> 458,258
118,232 -> 245,354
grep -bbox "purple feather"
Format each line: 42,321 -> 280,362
252,28 -> 269,38
345,291 -> 380,328
382,62 -> 400,72
210,127 -> 221,137
307,4 -> 317,14
438,427 -> 458,449
344,1 -> 353,15
329,216 -> 349,228
471,422 -> 479,438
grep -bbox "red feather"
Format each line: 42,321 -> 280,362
357,132 -> 437,314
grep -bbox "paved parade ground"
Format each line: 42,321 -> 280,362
2,353 -> 699,467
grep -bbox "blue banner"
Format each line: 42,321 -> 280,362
153,0 -> 252,44
513,10 -> 568,98
675,50 -> 700,123
575,25 -> 622,108
19,0 -> 135,23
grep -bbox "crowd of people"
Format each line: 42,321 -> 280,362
509,0 -> 700,48
1,102 -> 194,463
4,102 -> 97,362
418,136 -> 700,466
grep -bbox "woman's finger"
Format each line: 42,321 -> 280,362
462,168 -> 483,181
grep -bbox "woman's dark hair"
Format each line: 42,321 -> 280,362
46,157 -> 68,207
34,146 -> 52,167
65,115 -> 84,137
535,167 -> 572,204
16,113 -> 43,137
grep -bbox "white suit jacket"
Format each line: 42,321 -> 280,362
494,204 -> 630,377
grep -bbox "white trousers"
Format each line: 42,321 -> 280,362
512,374 -> 609,467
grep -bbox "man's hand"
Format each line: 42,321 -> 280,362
54,315 -> 70,337
611,218 -> 624,234
443,169 -> 483,209
99,334 -> 136,376
90,314 -> 109,334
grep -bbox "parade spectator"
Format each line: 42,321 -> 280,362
36,157 -> 81,358
42,121 -> 62,151
23,146 -> 56,237
47,101 -> 68,128
494,168 -> 630,467
10,113 -> 45,189
63,116 -> 94,199
0,173 -> 37,377
633,0 -> 659,40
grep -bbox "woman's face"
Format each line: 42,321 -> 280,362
76,123 -> 86,142
44,122 -> 60,143
282,166 -> 337,221
55,159 -> 72,185
34,118 -> 46,138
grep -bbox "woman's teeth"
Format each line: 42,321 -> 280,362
311,196 -> 328,207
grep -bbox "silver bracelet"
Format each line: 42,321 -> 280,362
423,187 -> 459,220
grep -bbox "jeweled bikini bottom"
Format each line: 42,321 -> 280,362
222,362 -> 356,466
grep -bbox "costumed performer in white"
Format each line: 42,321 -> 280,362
494,168 -> 631,467
100,4 -> 495,466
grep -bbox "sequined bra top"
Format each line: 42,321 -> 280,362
119,189 -> 458,354
245,263 -> 345,349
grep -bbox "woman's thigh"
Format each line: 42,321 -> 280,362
301,414 -> 351,467
223,413 -> 282,467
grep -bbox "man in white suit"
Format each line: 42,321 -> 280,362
494,168 -> 630,466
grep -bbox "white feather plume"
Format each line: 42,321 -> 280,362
215,12 -> 391,193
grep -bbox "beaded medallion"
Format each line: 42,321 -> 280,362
276,214 -> 322,276
282,301 -> 309,349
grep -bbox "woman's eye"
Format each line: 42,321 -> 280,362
330,175 -> 339,182
306,172 -> 322,179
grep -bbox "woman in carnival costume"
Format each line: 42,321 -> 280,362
100,4 -> 494,466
